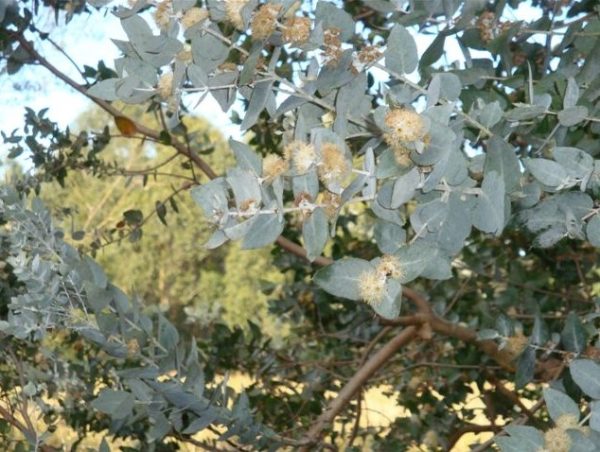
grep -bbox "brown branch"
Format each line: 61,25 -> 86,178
488,376 -> 536,420
359,326 -> 392,366
341,326 -> 393,448
382,312 -> 518,371
11,33 -> 218,181
0,403 -> 29,437
447,422 -> 502,450
299,326 -> 419,449
345,391 -> 362,450
7,348 -> 35,435
0,401 -> 58,452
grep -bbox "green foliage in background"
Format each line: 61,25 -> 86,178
37,106 -> 286,335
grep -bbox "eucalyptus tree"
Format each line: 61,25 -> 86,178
2,0 -> 600,450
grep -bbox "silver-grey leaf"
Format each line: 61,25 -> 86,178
385,24 -> 418,74
472,171 -> 505,235
303,208 -> 329,262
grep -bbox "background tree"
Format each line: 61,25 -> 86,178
38,105 -> 287,335
2,0 -> 600,451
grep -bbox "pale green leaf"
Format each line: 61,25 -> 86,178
230,140 -> 261,176
553,147 -> 593,180
371,279 -> 402,319
385,25 -> 418,74
241,79 -> 272,131
226,168 -> 262,209
242,213 -> 284,249
303,208 -> 328,262
485,137 -> 521,193
505,104 -> 547,121
526,158 -> 569,188
313,258 -> 373,301
543,387 -> 579,423
587,215 -> 600,247
472,171 -> 505,235
564,76 -> 580,109
570,359 -> 600,399
87,79 -> 119,101
374,221 -> 406,254
394,241 -> 437,283
391,167 -> 420,209
91,389 -> 134,419
503,426 -> 544,450
558,106 -> 588,127
561,312 -> 587,353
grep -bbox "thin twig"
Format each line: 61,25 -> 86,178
41,33 -> 85,79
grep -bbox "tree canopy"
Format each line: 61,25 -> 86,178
2,0 -> 600,450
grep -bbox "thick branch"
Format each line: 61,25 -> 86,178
448,423 -> 502,450
300,326 -> 419,449
383,312 -> 516,371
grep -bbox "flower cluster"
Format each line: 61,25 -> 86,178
358,45 -> 382,63
293,192 -> 314,221
176,44 -> 193,64
225,0 -> 247,29
251,3 -> 281,40
318,192 -> 342,218
181,7 -> 209,29
154,2 -> 208,32
377,255 -> 403,279
284,140 -> 317,174
239,198 -> 259,214
502,331 -> 529,360
154,0 -> 172,29
541,414 -> 590,452
262,154 -> 289,182
282,16 -> 312,45
384,108 -> 427,144
358,256 -> 403,307
358,270 -> 387,306
353,45 -> 382,72
156,72 -> 174,100
323,27 -> 343,66
544,416 -> 571,452
317,143 -> 350,186
383,108 -> 428,164
476,11 -> 511,43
